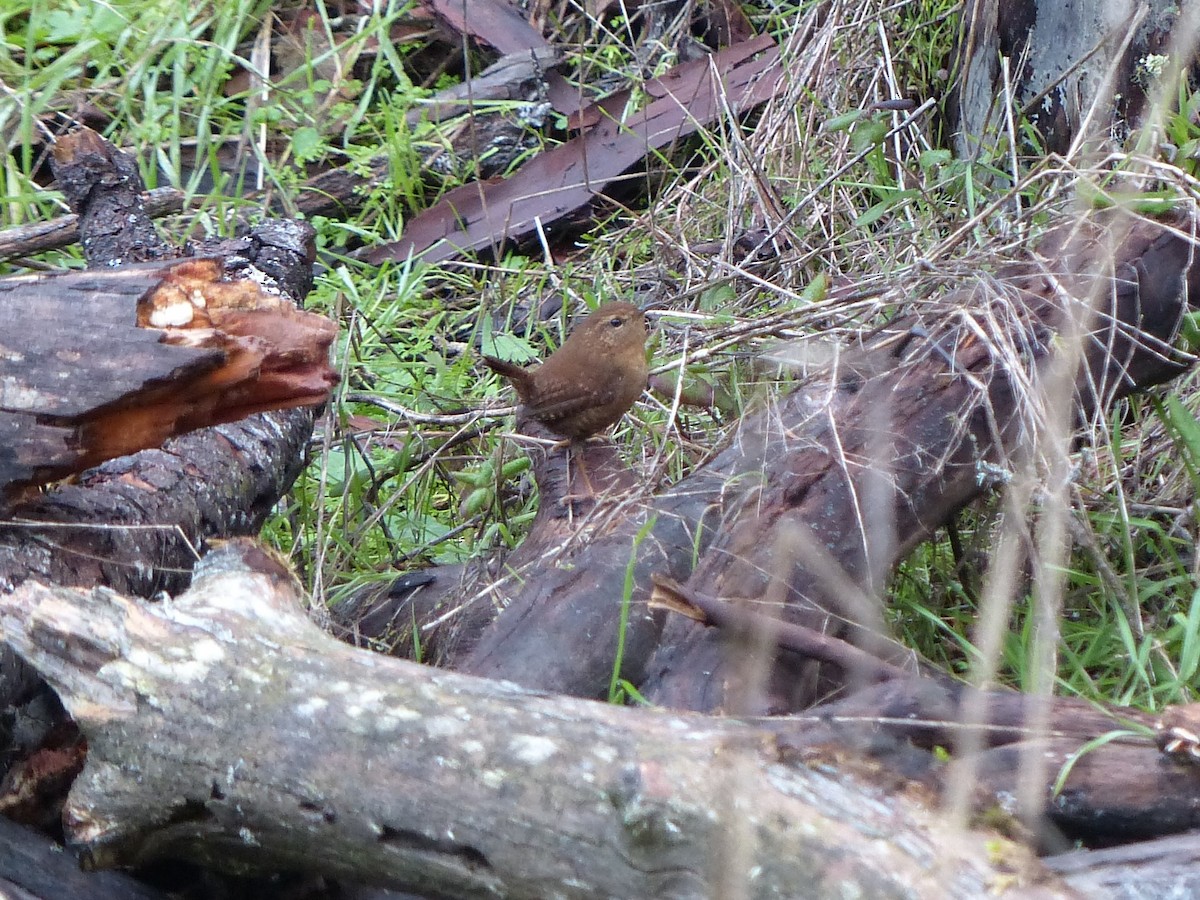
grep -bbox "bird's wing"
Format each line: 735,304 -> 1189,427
526,377 -> 621,422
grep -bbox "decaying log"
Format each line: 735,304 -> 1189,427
0,540 -> 1072,899
50,128 -> 172,267
1044,832 -> 1200,897
759,678 -> 1200,848
0,257 -> 337,504
0,129 -> 331,707
0,815 -> 166,900
952,0 -> 1199,158
330,421 -> 645,666
643,212 -> 1198,712
0,186 -> 183,265
451,209 -> 1200,713
0,411 -> 312,598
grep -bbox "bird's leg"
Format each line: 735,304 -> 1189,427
563,441 -> 598,504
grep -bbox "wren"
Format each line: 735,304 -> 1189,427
484,301 -> 650,441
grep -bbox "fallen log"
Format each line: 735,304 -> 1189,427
0,814 -> 167,900
451,209 -> 1200,714
0,128 -> 331,737
0,256 -> 337,505
0,539 -> 1071,899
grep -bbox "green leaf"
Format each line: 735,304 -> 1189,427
799,272 -> 829,304
1178,588 -> 1200,682
483,332 -> 538,363
292,126 -> 325,162
918,148 -> 952,172
1178,311 -> 1200,354
822,110 -> 865,133
698,283 -> 736,310
849,117 -> 888,154
854,189 -> 918,227
1162,393 -> 1200,464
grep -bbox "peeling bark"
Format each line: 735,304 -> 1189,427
952,0 -> 1198,157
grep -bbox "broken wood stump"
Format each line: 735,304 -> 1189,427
0,258 -> 337,506
0,127 -> 332,711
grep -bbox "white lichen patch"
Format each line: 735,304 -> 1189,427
125,646 -> 212,684
229,665 -> 268,687
460,740 -> 485,756
191,638 -> 225,664
480,769 -> 507,789
372,707 -> 421,734
508,734 -> 558,765
426,716 -> 466,738
227,759 -> 246,784
1138,53 -> 1169,81
296,697 -> 328,718
591,745 -> 618,764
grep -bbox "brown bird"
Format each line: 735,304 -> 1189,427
484,301 -> 649,441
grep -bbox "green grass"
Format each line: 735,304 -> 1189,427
6,0 -> 1200,724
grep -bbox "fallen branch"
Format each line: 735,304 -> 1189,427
0,540 -> 1069,898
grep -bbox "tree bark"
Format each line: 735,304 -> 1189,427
0,131 -> 327,714
0,540 -> 1072,900
953,0 -> 1199,157
0,128 -> 325,597
454,210 -> 1199,714
0,815 -> 166,900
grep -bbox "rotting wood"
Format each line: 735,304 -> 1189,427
0,186 -> 183,265
451,210 -> 1199,713
0,815 -> 167,900
952,0 -> 1198,159
1044,831 -> 1200,897
0,539 -> 1073,900
759,677 -> 1200,848
0,257 -> 337,504
0,126 -> 327,606
50,128 -> 171,267
330,421 -> 645,666
648,573 -> 912,684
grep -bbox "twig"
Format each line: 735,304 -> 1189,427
649,574 -> 910,683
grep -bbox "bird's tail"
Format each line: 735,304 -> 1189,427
483,356 -> 533,402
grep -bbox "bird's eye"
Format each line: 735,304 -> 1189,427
609,317 -> 623,327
